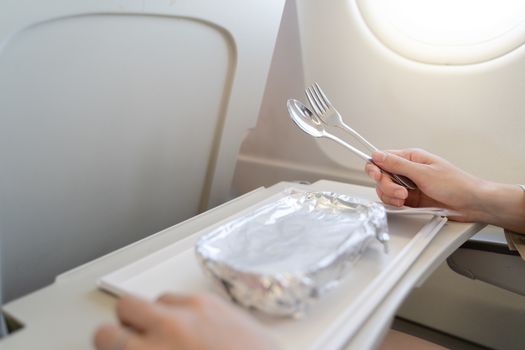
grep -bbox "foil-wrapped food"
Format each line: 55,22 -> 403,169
195,189 -> 388,317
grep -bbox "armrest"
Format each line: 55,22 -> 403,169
447,238 -> 525,296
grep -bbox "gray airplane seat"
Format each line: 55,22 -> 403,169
0,0 -> 284,302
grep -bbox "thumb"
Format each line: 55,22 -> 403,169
372,151 -> 423,178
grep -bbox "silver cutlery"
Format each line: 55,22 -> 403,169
305,82 -> 378,152
287,100 -> 460,216
287,98 -> 414,190
287,99 -> 372,162
303,82 -> 417,190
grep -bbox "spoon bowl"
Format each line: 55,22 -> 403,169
287,99 -> 371,162
287,99 -> 325,138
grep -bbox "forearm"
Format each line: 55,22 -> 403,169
473,181 -> 525,234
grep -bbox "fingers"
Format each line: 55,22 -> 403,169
366,161 -> 409,203
376,186 -> 405,207
384,148 -> 435,165
371,151 -> 424,178
116,295 -> 163,332
97,294 -> 218,350
115,294 -> 194,346
156,293 -> 196,306
365,162 -> 381,182
93,324 -> 146,350
156,293 -> 220,309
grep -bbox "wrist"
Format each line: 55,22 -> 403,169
473,181 -> 525,231
470,180 -> 499,223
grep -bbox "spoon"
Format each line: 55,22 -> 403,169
287,99 -> 417,190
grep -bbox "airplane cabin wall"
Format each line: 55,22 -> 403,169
234,1 -> 525,349
236,0 -> 525,190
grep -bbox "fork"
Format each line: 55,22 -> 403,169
305,82 -> 417,190
305,82 -> 378,153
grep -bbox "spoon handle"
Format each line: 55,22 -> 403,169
371,160 -> 417,190
322,132 -> 417,190
323,133 -> 371,162
340,122 -> 378,153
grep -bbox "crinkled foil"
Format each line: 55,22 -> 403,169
195,189 -> 388,317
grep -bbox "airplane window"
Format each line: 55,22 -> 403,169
356,0 -> 525,64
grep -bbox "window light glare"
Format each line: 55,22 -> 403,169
384,0 -> 525,46
357,0 -> 525,64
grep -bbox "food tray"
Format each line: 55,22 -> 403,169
98,188 -> 447,349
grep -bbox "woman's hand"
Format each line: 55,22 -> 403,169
364,148 -> 485,222
365,148 -> 525,233
94,293 -> 279,350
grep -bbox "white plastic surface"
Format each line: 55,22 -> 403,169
0,0 -> 284,301
1,180 -> 483,350
99,188 -> 447,350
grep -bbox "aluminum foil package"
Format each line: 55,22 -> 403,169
195,189 -> 389,317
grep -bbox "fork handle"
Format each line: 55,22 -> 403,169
340,122 -> 378,153
324,133 -> 417,190
324,133 -> 371,162
390,173 -> 417,191
371,160 -> 417,190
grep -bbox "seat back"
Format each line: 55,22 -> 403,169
0,0 -> 284,301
